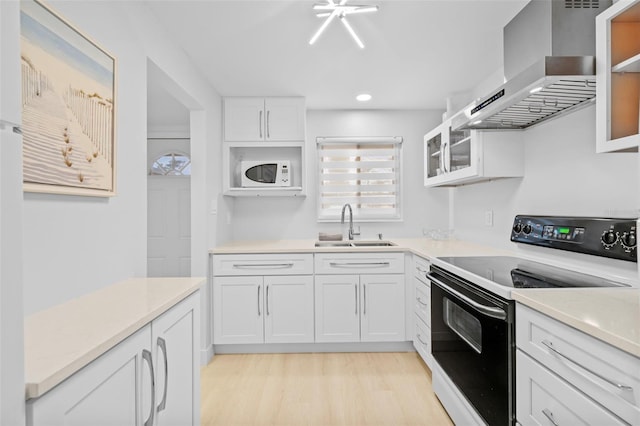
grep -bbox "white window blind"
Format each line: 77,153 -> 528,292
317,137 -> 402,221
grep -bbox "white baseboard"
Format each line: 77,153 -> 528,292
200,344 -> 214,366
213,341 -> 415,354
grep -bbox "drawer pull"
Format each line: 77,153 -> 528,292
416,333 -> 429,346
542,408 -> 559,426
416,266 -> 428,273
233,263 -> 294,269
416,297 -> 428,306
541,340 -> 633,392
329,261 -> 390,268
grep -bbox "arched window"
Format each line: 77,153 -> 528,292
150,152 -> 191,176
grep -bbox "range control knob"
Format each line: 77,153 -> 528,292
513,223 -> 522,234
523,224 -> 532,235
601,230 -> 618,247
621,232 -> 636,249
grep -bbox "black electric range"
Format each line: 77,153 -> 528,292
428,216 -> 637,426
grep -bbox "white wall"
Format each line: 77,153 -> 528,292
18,1 -> 224,361
230,109 -> 449,240
453,105 -> 639,280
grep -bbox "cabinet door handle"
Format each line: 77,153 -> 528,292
259,110 -> 263,138
266,285 -> 270,316
266,110 -> 270,138
363,284 -> 366,315
257,286 -> 261,316
542,408 -> 559,426
541,340 -> 633,391
329,261 -> 390,268
416,266 -> 428,274
142,349 -> 155,426
157,337 -> 168,412
416,333 -> 429,346
416,297 -> 428,306
355,284 -> 358,315
233,263 -> 294,269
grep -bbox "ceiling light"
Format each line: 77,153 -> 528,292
309,1 -> 378,48
529,86 -> 543,94
472,120 -> 482,125
356,93 -> 372,102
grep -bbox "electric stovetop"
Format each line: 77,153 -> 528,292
437,256 -> 627,289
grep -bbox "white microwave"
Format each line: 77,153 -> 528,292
240,160 -> 291,187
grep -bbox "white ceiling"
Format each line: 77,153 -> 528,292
145,0 -> 529,123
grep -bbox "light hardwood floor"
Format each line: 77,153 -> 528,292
201,352 -> 453,426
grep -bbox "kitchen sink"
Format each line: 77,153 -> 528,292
314,241 -> 353,247
314,240 -> 396,247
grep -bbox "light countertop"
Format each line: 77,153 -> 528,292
24,277 -> 204,399
513,288 -> 640,358
210,237 -> 514,259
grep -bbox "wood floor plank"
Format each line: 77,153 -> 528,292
200,352 -> 453,426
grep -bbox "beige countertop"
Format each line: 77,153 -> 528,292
513,288 -> 640,358
210,237 -> 513,259
24,277 -> 204,399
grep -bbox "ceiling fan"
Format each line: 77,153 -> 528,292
309,0 -> 379,49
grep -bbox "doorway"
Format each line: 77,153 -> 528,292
147,62 -> 192,277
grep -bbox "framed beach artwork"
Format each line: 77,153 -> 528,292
20,0 -> 116,197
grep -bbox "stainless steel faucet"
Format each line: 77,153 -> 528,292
341,203 -> 360,240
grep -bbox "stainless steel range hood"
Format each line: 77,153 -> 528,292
453,0 -> 611,131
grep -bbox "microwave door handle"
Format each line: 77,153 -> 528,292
427,273 -> 507,321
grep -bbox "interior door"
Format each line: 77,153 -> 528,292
147,176 -> 190,277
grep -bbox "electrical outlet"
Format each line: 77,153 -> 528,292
484,210 -> 494,227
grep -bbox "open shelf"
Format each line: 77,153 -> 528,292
613,53 -> 640,73
222,141 -> 306,197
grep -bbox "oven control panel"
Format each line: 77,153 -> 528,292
511,215 -> 637,262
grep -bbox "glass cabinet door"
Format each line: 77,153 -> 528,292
426,132 -> 443,179
446,128 -> 471,173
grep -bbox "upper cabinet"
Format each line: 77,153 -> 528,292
222,97 -> 307,197
596,0 -> 640,153
424,118 -> 524,187
224,97 -> 306,142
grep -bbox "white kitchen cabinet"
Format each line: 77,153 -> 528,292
314,253 -> 405,343
224,97 -> 305,142
596,0 -> 640,153
516,303 -> 640,425
412,255 -> 432,368
314,274 -> 360,342
264,275 -> 315,343
212,254 -> 314,345
27,292 -> 201,426
314,274 -> 404,343
213,276 -> 264,344
222,97 -> 307,197
424,118 -> 523,187
152,295 -> 201,426
222,141 -> 306,197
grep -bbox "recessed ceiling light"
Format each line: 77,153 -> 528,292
472,120 -> 482,125
356,93 -> 372,102
529,86 -> 543,94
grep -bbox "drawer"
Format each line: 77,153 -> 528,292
517,304 -> 640,425
212,253 -> 313,276
413,255 -> 430,284
414,279 -> 430,327
414,315 -> 431,368
516,350 -> 626,426
314,252 -> 404,275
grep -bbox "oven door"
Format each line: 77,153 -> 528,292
429,266 -> 515,426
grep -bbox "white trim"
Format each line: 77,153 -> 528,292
317,136 -> 403,145
213,341 -> 414,354
200,344 -> 214,366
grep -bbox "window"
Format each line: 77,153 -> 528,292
150,152 -> 191,176
317,136 -> 402,221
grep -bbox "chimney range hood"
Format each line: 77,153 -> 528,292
453,0 -> 611,131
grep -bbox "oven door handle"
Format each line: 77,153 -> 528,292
427,273 -> 507,321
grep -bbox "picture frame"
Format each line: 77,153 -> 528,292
20,0 -> 116,197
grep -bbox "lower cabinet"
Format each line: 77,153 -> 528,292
26,292 -> 200,426
412,255 -> 431,368
314,274 -> 405,343
213,275 -> 314,344
516,303 -> 640,426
